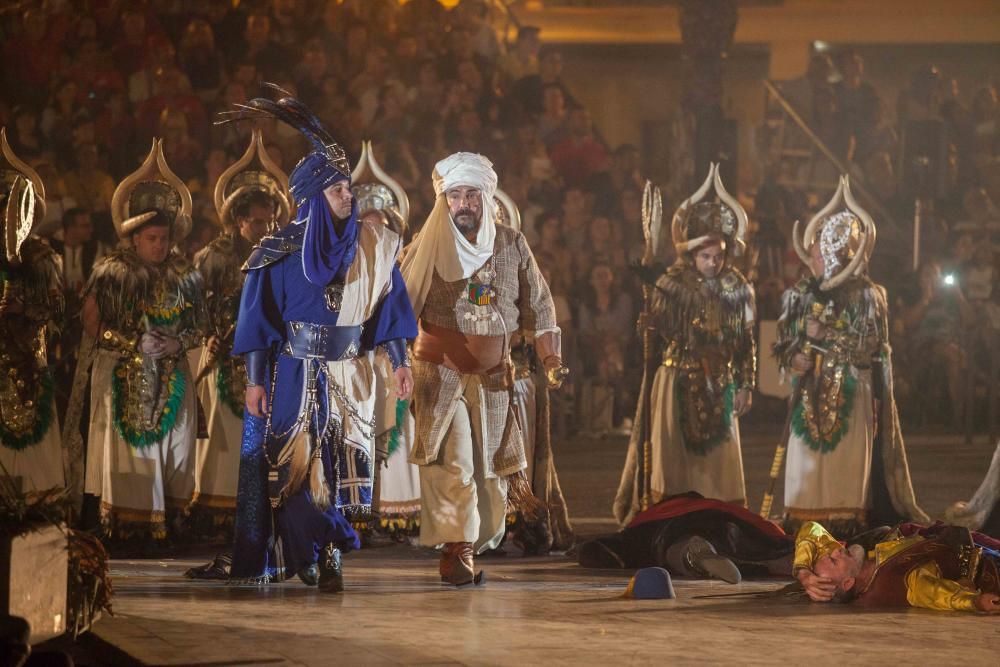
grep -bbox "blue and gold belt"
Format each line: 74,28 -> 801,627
283,321 -> 363,361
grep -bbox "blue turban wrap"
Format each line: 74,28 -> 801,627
290,150 -> 358,287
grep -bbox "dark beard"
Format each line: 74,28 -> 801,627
453,209 -> 481,237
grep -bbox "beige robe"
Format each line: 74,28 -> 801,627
775,279 -> 928,531
784,367 -> 874,523
409,225 -> 557,548
374,346 -> 421,530
409,226 -> 556,477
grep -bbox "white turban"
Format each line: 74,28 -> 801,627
433,151 -> 499,198
401,152 -> 499,317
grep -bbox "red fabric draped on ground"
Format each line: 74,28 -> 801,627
627,494 -> 790,541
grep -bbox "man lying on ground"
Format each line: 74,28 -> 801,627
794,521 -> 1000,613
580,493 -> 1000,613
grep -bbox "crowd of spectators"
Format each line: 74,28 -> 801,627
0,0 -> 640,436
3,1 -> 997,433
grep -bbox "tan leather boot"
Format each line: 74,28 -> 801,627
439,542 -> 477,586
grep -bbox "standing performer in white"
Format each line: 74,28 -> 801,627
774,176 -> 927,537
615,165 -> 756,524
351,140 -> 421,535
0,128 -> 65,492
78,140 -> 204,543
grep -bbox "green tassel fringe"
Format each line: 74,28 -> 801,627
790,370 -> 857,453
386,398 -> 409,458
112,362 -> 187,450
216,364 -> 245,419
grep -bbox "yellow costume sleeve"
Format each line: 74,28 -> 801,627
793,522 -> 840,574
904,562 -> 979,612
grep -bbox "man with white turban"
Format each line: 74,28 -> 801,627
402,152 -> 565,585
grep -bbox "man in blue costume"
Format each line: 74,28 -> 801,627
222,87 -> 418,592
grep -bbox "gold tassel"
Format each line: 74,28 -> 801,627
505,470 -> 547,520
281,428 -> 311,502
309,447 -> 331,510
502,356 -> 515,390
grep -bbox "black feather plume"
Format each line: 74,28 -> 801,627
629,259 -> 667,288
215,82 -> 350,175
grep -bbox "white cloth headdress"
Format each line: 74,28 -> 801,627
401,152 -> 498,316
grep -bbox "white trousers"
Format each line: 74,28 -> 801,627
418,375 -> 508,553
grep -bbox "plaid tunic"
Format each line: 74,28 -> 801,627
408,225 -> 557,477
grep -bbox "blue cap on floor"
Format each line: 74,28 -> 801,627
625,567 -> 676,600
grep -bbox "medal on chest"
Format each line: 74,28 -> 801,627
464,262 -> 499,324
467,264 -> 497,306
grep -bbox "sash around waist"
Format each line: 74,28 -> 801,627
413,320 -> 505,374
283,321 -> 363,361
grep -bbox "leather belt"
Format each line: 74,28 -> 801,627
283,321 -> 363,361
413,320 -> 505,374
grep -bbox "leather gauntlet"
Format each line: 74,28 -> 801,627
381,338 -> 410,371
244,349 -> 270,387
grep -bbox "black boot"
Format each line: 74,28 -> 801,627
318,543 -> 344,593
682,536 -> 741,584
297,563 -> 319,586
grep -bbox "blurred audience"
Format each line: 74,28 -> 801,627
0,0 -> 632,440
4,1 -> 995,435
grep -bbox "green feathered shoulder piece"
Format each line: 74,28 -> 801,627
85,248 -> 152,334
86,249 -> 204,334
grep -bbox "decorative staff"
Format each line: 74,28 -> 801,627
639,180 -> 662,510
195,323 -> 235,386
758,419 -> 789,519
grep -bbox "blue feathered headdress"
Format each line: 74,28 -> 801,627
217,83 -> 350,205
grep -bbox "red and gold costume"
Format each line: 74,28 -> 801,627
795,521 -> 1000,611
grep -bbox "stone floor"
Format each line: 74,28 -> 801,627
89,430 -> 1000,666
